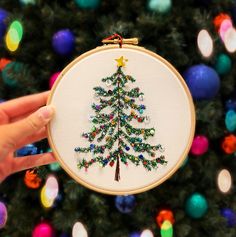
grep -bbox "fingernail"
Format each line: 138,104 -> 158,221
38,105 -> 54,120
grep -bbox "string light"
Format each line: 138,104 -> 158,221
72,222 -> 88,237
40,185 -> 54,208
217,169 -> 232,193
5,20 -> 23,52
10,21 -> 23,41
219,19 -> 233,41
140,229 -> 154,237
224,27 -> 236,53
45,175 -> 59,200
197,29 -> 213,58
161,220 -> 173,237
40,175 -> 59,208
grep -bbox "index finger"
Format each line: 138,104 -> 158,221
0,91 -> 49,119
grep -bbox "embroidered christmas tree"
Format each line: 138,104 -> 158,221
74,56 -> 167,181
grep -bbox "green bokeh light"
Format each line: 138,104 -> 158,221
10,20 -> 23,41
161,220 -> 173,237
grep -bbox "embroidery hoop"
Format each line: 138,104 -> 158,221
47,44 -> 195,195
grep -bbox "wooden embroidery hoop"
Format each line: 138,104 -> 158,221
47,42 -> 195,195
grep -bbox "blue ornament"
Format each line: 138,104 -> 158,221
115,195 -> 136,214
129,232 -> 140,237
148,0 -> 172,13
183,64 -> 220,100
0,8 -> 8,39
139,154 -> 144,159
103,159 -> 108,165
221,208 -> 236,227
185,193 -> 208,219
125,146 -> 130,151
226,99 -> 236,111
16,144 -> 38,157
90,144 -> 95,150
52,29 -> 75,55
225,110 -> 236,132
75,0 -> 100,9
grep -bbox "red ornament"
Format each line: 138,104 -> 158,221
92,132 -> 96,137
222,134 -> 236,154
213,13 -> 231,31
156,209 -> 175,227
138,117 -> 143,123
24,170 -> 42,189
109,161 -> 114,167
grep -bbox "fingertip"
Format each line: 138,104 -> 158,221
37,105 -> 54,121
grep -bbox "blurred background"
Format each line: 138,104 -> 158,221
0,0 -> 236,236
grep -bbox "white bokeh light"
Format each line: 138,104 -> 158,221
45,175 -> 59,200
197,29 -> 213,58
72,222 -> 88,237
224,27 -> 236,53
140,229 -> 154,237
217,169 -> 232,193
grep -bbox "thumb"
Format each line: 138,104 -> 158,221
5,105 -> 54,151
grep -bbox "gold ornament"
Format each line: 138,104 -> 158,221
124,97 -> 130,103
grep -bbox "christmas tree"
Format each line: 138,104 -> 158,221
75,56 -> 166,181
0,0 -> 236,236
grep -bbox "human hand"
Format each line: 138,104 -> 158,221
0,91 -> 56,183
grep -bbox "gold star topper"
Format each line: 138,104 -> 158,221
115,56 -> 128,67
